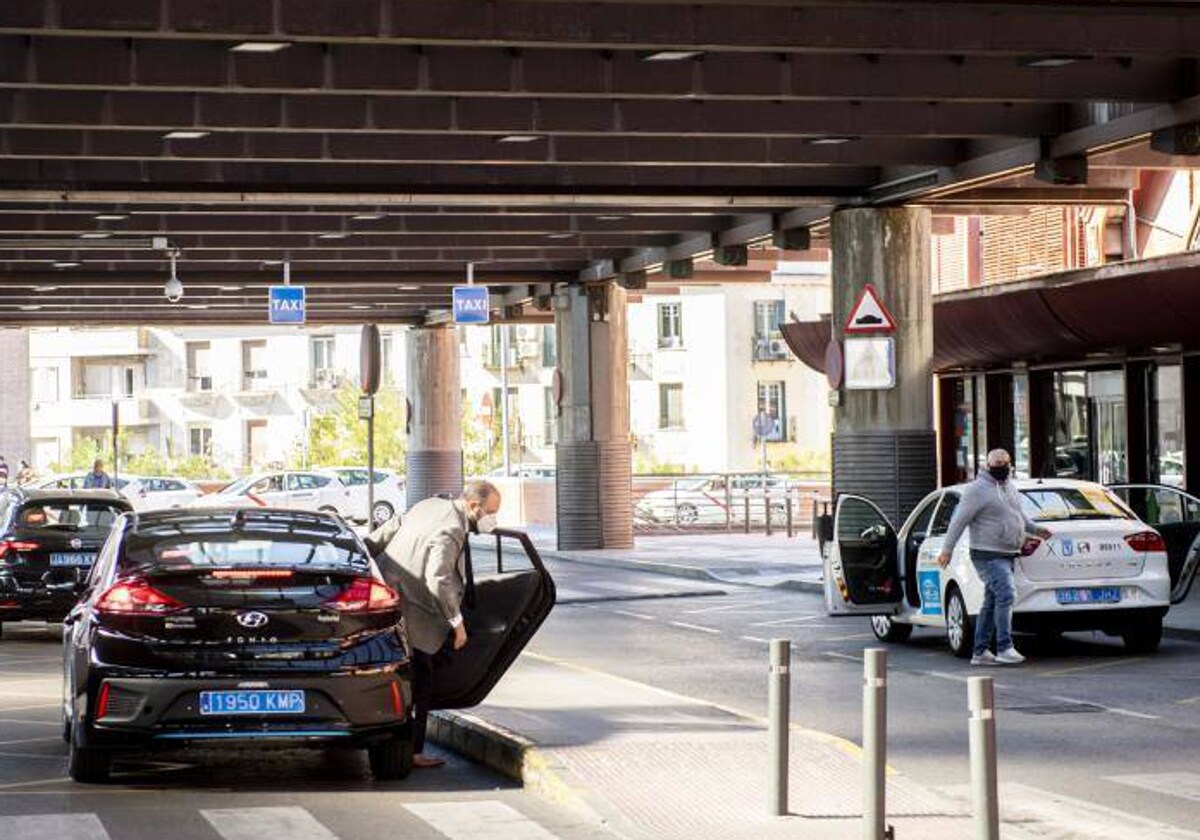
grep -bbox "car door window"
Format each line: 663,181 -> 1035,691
286,473 -> 306,492
309,474 -> 331,489
929,493 -> 960,537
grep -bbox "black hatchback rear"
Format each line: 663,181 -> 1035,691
63,507 -> 414,783
0,489 -> 131,634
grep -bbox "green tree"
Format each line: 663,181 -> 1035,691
298,382 -> 408,472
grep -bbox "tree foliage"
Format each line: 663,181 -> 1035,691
297,382 -> 408,472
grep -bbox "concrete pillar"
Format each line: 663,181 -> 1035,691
554,283 -> 633,549
405,326 -> 463,505
0,329 -> 31,469
831,207 -> 936,525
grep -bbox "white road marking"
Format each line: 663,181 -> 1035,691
1050,695 -> 1161,721
740,635 -> 771,644
682,599 -> 773,614
609,609 -> 656,621
406,800 -> 560,840
749,614 -> 824,627
0,813 -> 108,840
1106,773 -> 1200,805
586,580 -> 666,595
822,652 -> 860,662
0,737 -> 59,746
203,807 -> 338,840
667,621 -> 720,634
926,671 -> 971,683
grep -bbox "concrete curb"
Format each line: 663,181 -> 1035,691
1164,625 -> 1200,643
427,710 -> 583,810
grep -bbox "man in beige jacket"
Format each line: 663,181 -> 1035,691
365,480 -> 501,768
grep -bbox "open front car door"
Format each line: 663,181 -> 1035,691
825,494 -> 903,615
431,528 -> 556,710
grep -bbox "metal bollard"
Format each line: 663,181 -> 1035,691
863,648 -> 889,840
744,493 -> 751,534
786,493 -> 794,538
968,676 -> 1000,840
765,488 -> 773,536
768,638 -> 791,816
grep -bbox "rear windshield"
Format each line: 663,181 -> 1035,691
1019,488 -> 1134,521
122,531 -> 368,572
15,501 -> 126,532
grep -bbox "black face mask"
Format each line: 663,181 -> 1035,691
988,465 -> 1010,482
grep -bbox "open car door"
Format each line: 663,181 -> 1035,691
431,528 -> 556,710
825,494 -> 903,615
1109,484 -> 1200,604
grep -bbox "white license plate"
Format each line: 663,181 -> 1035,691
49,553 -> 95,567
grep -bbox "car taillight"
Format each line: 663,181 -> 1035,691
1125,531 -> 1167,553
389,681 -> 404,716
96,578 -> 183,615
95,682 -> 111,719
0,540 -> 39,560
1020,537 -> 1042,557
323,578 -> 399,613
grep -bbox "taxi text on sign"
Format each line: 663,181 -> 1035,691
452,285 -> 490,325
268,285 -> 306,325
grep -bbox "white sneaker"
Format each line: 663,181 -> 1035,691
995,647 -> 1026,665
970,651 -> 997,666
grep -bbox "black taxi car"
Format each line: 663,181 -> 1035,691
62,507 -> 555,783
0,489 -> 132,636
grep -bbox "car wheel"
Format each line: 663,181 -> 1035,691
870,615 -> 914,643
1121,616 -> 1163,653
945,586 -> 974,659
675,503 -> 699,525
368,736 -> 414,781
372,502 -> 394,527
68,725 -> 111,784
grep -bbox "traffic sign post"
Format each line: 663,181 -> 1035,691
268,285 -> 306,325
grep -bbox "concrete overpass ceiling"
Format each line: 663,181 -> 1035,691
0,0 -> 1197,324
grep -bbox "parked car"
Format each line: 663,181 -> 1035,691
0,489 -> 132,636
635,475 -> 796,525
30,472 -> 133,494
190,471 -> 353,517
316,468 -> 406,526
115,476 -> 203,512
824,479 -> 1172,657
61,508 -> 557,783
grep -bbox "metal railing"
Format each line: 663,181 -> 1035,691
632,471 -> 830,536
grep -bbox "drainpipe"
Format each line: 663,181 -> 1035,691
1126,189 -> 1139,261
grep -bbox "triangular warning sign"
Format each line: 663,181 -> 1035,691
844,284 -> 897,334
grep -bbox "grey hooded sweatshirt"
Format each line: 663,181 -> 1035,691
942,471 -> 1040,557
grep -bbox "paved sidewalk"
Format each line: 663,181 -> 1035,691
432,653 -> 1054,840
524,530 -> 1200,641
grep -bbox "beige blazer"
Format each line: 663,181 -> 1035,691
365,496 -> 468,655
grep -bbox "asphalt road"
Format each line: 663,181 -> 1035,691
534,558 -> 1200,834
0,623 -> 612,840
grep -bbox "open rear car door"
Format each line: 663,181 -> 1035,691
431,528 -> 556,710
1109,484 -> 1200,604
825,494 -> 904,615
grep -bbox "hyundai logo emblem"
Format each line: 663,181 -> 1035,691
70,538 -> 82,549
236,611 -> 270,629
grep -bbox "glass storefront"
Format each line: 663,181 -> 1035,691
1013,373 -> 1030,477
949,376 -> 986,483
1152,363 -> 1184,487
1051,370 -> 1092,480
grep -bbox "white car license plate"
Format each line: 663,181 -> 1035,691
1055,587 -> 1121,605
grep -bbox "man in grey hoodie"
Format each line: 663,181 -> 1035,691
937,449 -> 1052,666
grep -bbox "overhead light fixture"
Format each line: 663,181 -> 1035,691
1018,55 -> 1088,68
164,248 -> 184,303
230,41 -> 292,53
93,213 -> 128,221
350,304 -> 370,310
262,259 -> 284,267
186,303 -> 210,310
79,232 -> 112,239
318,232 -> 349,240
351,213 -> 385,221
546,233 -> 574,240
642,50 -> 704,62
400,285 -> 421,291
217,285 -> 243,292
34,284 -> 61,291
496,134 -> 542,143
49,262 -> 78,270
807,136 -> 856,146
163,130 -> 210,140
19,304 -> 42,311
596,215 -> 626,221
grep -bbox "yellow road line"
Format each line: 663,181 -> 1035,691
1037,657 -> 1143,678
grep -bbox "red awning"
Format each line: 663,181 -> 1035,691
785,252 -> 1200,374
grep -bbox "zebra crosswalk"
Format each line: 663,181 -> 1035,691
0,803 -> 567,840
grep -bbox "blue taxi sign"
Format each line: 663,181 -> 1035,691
452,285 -> 490,325
269,285 -> 306,325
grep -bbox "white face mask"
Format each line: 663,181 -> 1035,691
475,513 -> 499,534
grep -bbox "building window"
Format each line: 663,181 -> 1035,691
756,381 -> 787,442
1152,363 -> 1183,487
188,427 -> 213,458
32,367 -> 59,404
310,336 -> 336,388
657,302 -> 683,349
186,341 -> 212,392
659,383 -> 684,430
752,300 -> 788,361
76,362 -> 136,398
242,340 -> 268,391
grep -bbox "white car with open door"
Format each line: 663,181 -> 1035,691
824,479 -> 1172,658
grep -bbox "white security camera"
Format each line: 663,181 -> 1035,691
164,248 -> 184,303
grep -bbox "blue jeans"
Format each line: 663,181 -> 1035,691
970,550 -> 1016,655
